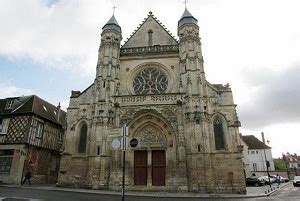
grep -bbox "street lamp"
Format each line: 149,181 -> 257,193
261,132 -> 271,188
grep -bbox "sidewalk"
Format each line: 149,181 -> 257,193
0,182 -> 291,199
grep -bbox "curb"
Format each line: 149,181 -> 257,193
0,182 -> 291,199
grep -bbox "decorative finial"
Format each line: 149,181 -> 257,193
112,5 -> 117,15
183,0 -> 188,8
149,11 -> 153,15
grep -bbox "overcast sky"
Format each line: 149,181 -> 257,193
0,0 -> 299,158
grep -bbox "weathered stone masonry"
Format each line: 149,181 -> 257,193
58,8 -> 246,194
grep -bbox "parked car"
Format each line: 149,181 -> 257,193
245,177 -> 266,186
281,176 -> 289,183
261,176 -> 275,184
270,175 -> 289,183
293,176 -> 300,187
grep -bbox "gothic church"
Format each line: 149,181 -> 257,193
58,8 -> 246,194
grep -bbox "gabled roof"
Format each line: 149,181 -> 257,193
241,135 -> 271,149
122,11 -> 178,48
0,95 -> 66,127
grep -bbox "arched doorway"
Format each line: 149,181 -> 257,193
126,112 -> 175,188
133,124 -> 167,186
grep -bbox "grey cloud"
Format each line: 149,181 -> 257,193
238,64 -> 300,129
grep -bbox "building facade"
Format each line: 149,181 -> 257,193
58,8 -> 246,194
0,95 -> 66,184
283,153 -> 300,170
241,135 -> 275,175
240,135 -> 251,178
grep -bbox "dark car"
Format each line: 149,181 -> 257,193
245,177 -> 266,186
293,176 -> 300,187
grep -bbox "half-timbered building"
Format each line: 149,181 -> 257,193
0,95 -> 66,184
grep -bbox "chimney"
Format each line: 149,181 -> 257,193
57,102 -> 61,123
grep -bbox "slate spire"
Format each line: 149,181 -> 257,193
102,14 -> 121,33
178,7 -> 198,28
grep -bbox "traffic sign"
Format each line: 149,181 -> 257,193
111,138 -> 121,149
130,138 -> 138,148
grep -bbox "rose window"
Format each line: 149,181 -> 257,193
133,67 -> 168,94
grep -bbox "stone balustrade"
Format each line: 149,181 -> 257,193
120,45 -> 179,56
114,94 -> 181,106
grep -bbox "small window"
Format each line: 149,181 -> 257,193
0,149 -> 14,173
58,132 -> 63,144
97,146 -> 100,155
253,163 -> 258,171
35,121 -> 44,138
43,105 -> 48,112
256,151 -> 258,154
251,151 -> 255,154
0,118 -> 10,134
197,144 -> 201,152
5,100 -> 14,109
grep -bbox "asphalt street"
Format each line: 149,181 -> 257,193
0,184 -> 299,201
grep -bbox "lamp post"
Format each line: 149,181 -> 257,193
261,132 -> 271,188
121,125 -> 128,201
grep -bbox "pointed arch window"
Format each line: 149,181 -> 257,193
78,123 -> 87,153
214,117 -> 225,150
148,30 -> 153,46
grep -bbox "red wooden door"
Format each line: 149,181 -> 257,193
152,150 -> 166,186
134,150 -> 147,185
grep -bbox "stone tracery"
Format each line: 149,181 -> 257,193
133,67 -> 168,94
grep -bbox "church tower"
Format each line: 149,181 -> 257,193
95,14 -> 122,102
58,7 -> 246,194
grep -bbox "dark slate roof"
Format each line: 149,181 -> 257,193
0,95 -> 66,127
102,14 -> 121,33
178,8 -> 198,28
242,135 -> 271,149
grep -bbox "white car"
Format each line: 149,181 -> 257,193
270,175 -> 288,183
293,176 -> 300,187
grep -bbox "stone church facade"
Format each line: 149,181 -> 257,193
57,8 -> 246,194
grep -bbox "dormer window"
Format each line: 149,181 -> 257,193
5,99 -> 14,109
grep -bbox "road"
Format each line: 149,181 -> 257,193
0,184 -> 299,201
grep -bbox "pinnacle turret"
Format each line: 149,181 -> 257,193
102,14 -> 121,33
178,8 -> 198,28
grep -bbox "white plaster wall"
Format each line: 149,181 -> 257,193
248,149 -> 275,172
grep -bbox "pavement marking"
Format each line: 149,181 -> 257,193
0,197 -> 43,201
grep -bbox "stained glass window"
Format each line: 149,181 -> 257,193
214,118 -> 225,150
133,68 -> 168,94
78,124 -> 87,153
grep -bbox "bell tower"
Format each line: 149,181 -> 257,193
95,14 -> 122,102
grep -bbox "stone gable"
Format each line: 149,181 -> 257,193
122,13 -> 178,48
